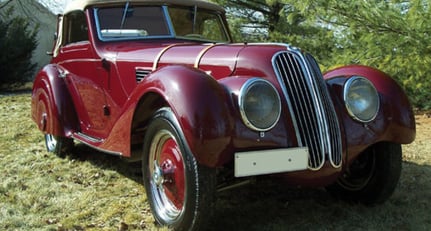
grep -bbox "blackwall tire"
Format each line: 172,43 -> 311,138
44,134 -> 73,158
142,108 -> 215,231
326,142 -> 402,205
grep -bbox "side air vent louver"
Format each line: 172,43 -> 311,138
136,69 -> 151,83
272,50 -> 342,170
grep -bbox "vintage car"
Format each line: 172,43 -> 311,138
31,0 -> 416,230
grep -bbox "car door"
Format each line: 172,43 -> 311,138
58,10 -> 109,138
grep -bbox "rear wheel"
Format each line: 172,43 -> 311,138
142,108 -> 215,231
44,134 -> 73,158
326,142 -> 402,205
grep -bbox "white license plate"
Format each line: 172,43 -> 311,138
234,147 -> 309,177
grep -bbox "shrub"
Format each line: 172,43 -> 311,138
0,6 -> 38,88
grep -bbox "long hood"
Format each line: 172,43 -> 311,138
111,42 -> 290,79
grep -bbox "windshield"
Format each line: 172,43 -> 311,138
95,4 -> 229,42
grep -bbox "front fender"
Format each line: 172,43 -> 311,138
128,65 -> 234,167
31,65 -> 79,137
324,65 -> 415,157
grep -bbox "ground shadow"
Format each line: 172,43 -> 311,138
208,161 -> 431,231
67,143 -> 143,184
64,145 -> 431,230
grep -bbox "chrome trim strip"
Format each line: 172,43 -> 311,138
58,58 -> 100,64
74,132 -> 103,143
152,43 -> 184,71
194,43 -> 223,68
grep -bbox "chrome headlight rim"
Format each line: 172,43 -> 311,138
238,78 -> 282,132
343,76 -> 380,123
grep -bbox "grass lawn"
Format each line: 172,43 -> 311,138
1,93 -> 430,230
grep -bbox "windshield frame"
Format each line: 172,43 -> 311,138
93,4 -> 230,43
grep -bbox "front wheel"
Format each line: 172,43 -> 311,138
326,142 -> 402,205
142,108 -> 215,231
44,134 -> 74,158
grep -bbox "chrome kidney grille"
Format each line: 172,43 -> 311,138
272,50 -> 342,170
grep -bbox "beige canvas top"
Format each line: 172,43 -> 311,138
64,0 -> 225,14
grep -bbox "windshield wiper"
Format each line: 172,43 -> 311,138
120,1 -> 130,33
192,5 -> 197,33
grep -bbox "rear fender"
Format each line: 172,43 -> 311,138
127,65 -> 234,167
31,65 -> 79,137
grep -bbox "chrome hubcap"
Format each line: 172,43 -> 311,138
148,129 -> 186,223
153,163 -> 164,187
45,134 -> 57,151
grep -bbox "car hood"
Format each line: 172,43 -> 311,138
110,42 -> 290,79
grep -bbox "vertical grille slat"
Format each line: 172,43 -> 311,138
273,51 -> 342,170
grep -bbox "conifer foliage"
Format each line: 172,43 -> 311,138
211,0 -> 431,109
0,5 -> 38,87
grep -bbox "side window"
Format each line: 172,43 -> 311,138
201,15 -> 226,41
168,7 -> 228,42
63,11 -> 88,45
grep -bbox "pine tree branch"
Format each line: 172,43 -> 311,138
0,0 -> 13,10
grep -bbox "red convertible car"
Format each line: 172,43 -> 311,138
31,0 -> 416,230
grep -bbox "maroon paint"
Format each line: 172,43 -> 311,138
31,2 -> 416,187
324,65 -> 415,163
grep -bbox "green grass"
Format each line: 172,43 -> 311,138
1,94 -> 430,230
0,94 -> 160,230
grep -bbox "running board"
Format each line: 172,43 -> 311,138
73,132 -> 103,143
72,132 -> 123,156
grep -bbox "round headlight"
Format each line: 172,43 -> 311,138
239,78 -> 281,131
344,76 -> 380,123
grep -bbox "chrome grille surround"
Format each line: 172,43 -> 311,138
272,49 -> 342,170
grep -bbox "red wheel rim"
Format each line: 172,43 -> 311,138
159,138 -> 185,210
149,129 -> 186,222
